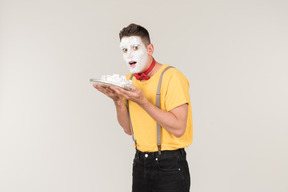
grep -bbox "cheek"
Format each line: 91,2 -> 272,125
122,53 -> 129,61
133,50 -> 146,60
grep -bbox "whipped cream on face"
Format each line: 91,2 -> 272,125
120,36 -> 148,74
100,74 -> 132,87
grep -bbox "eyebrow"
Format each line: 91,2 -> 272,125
120,43 -> 141,49
119,43 -> 127,49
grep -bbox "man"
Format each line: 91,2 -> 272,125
93,23 -> 193,192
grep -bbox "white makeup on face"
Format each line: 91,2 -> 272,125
120,36 -> 148,74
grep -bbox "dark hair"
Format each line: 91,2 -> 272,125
119,23 -> 151,46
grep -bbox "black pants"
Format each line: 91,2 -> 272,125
132,148 -> 190,192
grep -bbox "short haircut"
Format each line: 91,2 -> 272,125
119,23 -> 151,46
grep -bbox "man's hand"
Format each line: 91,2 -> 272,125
94,83 -> 188,138
93,84 -> 123,102
109,85 -> 147,105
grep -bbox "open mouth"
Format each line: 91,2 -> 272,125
129,61 -> 137,67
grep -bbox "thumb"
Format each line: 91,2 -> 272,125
129,84 -> 137,92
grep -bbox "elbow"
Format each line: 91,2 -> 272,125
173,127 -> 186,138
174,132 -> 184,138
124,129 -> 132,135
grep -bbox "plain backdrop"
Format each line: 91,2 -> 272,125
1,0 -> 288,191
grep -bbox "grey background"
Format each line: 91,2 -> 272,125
1,0 -> 288,191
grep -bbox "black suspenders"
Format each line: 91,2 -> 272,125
126,66 -> 174,155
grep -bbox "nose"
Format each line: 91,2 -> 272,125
127,50 -> 132,59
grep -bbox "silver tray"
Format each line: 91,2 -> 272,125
90,78 -> 132,91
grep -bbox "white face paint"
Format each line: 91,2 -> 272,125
120,36 -> 148,74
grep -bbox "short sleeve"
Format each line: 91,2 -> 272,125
164,70 -> 190,112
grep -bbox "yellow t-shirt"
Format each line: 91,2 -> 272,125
126,64 -> 193,152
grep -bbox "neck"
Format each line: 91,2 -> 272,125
148,62 -> 161,78
145,57 -> 162,78
139,60 -> 162,81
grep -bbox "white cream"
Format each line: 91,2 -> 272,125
120,36 -> 148,74
101,74 -> 132,87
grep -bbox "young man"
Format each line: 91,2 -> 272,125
93,23 -> 193,192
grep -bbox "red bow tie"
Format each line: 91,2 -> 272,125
133,58 -> 156,80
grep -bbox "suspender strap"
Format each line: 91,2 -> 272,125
126,66 -> 175,155
156,66 -> 174,155
127,75 -> 136,147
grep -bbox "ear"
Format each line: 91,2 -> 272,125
146,44 -> 154,56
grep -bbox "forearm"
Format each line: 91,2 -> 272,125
139,99 -> 187,137
109,85 -> 187,137
114,99 -> 132,135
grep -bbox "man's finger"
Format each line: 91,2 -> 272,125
129,84 -> 137,92
110,86 -> 127,97
94,84 -> 111,95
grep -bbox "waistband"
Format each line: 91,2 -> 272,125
135,148 -> 186,159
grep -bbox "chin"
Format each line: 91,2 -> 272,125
128,64 -> 146,74
129,68 -> 140,74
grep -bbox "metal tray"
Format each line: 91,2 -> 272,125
90,78 -> 132,91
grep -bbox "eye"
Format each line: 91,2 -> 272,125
133,45 -> 138,51
122,48 -> 127,53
